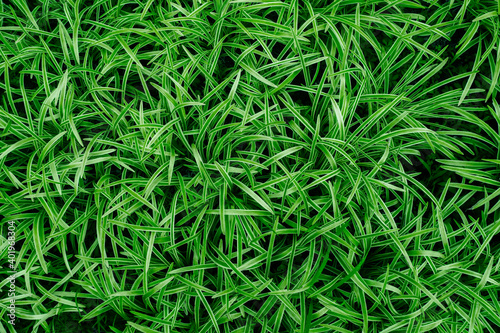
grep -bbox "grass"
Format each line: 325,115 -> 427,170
0,0 -> 500,332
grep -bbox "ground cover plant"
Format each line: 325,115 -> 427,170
0,0 -> 500,332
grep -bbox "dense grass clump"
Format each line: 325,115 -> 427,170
1,0 -> 500,332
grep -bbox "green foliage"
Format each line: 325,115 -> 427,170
0,0 -> 499,332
